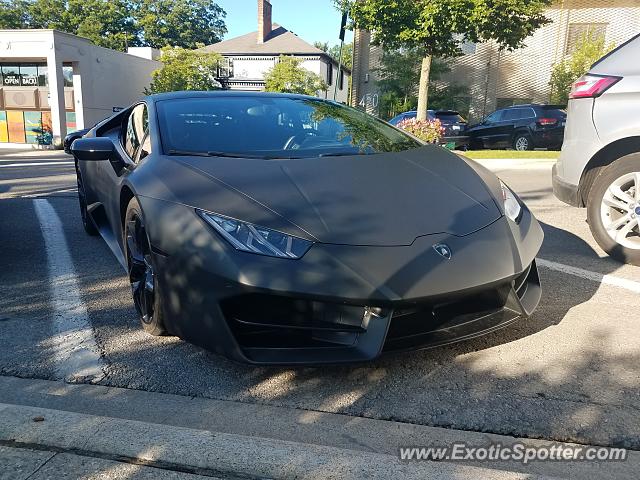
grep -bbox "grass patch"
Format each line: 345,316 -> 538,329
460,150 -> 559,159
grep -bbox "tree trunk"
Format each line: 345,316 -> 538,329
416,55 -> 432,121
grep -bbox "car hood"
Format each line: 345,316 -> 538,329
166,146 -> 502,246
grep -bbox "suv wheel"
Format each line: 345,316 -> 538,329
587,154 -> 640,266
513,134 -> 532,151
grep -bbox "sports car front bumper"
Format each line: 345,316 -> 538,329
142,197 -> 544,365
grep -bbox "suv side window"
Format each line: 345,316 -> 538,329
503,109 -> 519,121
485,110 -> 503,123
123,104 -> 149,160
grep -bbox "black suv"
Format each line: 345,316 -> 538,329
467,104 -> 566,151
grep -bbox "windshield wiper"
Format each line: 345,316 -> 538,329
317,151 -> 369,158
207,151 -> 268,159
167,149 -> 212,157
167,149 -> 268,159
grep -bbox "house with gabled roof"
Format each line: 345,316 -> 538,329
202,0 -> 350,103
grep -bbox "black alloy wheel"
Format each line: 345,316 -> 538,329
125,199 -> 166,335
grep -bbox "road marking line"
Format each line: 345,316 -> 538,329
0,161 -> 74,168
537,258 -> 640,294
21,188 -> 78,199
33,199 -> 106,383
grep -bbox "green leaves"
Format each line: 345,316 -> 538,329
144,47 -> 223,94
136,0 -> 227,49
0,0 -> 227,51
340,0 -> 552,57
549,33 -> 615,105
264,56 -> 328,96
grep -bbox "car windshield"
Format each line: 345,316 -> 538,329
435,112 -> 466,124
156,96 -> 421,158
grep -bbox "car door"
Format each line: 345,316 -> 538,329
101,103 -> 150,243
469,110 -> 504,148
493,108 -> 519,148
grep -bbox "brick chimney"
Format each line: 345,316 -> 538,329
257,0 -> 272,44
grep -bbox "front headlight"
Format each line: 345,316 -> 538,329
500,181 -> 523,223
197,209 -> 313,259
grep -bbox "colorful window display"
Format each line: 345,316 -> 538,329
0,110 -> 55,144
0,111 -> 7,143
7,110 -> 25,143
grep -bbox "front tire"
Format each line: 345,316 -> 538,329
513,133 -> 532,151
587,154 -> 640,266
124,198 -> 167,335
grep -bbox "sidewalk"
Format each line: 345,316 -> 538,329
1,444 -> 215,480
1,376 -> 637,479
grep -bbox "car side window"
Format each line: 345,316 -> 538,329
123,104 -> 149,161
485,110 -> 503,123
502,109 -> 519,121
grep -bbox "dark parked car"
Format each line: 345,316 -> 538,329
467,104 -> 566,151
389,110 -> 469,149
71,91 -> 542,365
63,127 -> 90,154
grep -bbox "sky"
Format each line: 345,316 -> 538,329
216,0 -> 352,47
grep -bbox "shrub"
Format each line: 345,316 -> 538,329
397,118 -> 444,144
264,56 -> 327,96
145,46 -> 223,94
549,33 -> 615,105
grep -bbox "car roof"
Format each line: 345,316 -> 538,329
146,90 -> 321,102
501,104 -> 564,110
399,110 -> 461,115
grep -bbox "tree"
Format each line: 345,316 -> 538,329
315,41 -> 354,70
0,0 -> 227,51
136,0 -> 227,49
0,0 -> 29,28
264,56 -> 328,96
374,49 -> 469,119
338,0 -> 552,120
145,47 -> 222,94
549,32 -> 614,105
1,0 -> 139,50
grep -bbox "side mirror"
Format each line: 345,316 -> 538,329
71,137 -> 114,161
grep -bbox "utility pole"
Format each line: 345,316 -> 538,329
333,10 -> 348,101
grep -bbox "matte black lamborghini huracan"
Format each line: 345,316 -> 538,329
71,91 -> 543,365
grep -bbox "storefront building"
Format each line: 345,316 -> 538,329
0,29 -> 160,148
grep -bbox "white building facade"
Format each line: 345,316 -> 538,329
0,29 -> 159,148
203,0 -> 350,103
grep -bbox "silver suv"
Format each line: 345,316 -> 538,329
553,33 -> 640,266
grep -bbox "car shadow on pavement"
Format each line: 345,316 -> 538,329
88,217 -> 640,456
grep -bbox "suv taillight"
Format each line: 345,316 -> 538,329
537,117 -> 558,126
569,74 -> 621,99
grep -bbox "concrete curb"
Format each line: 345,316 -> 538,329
1,376 -> 637,479
0,402 -> 548,480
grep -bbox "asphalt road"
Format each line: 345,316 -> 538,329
1,151 -> 639,453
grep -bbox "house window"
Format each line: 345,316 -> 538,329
19,65 -> 39,86
37,65 -> 48,86
565,23 -> 607,55
327,62 -> 333,86
62,64 -> 74,87
1,65 -> 20,86
217,58 -> 234,78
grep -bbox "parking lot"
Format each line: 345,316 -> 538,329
1,151 -> 639,458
